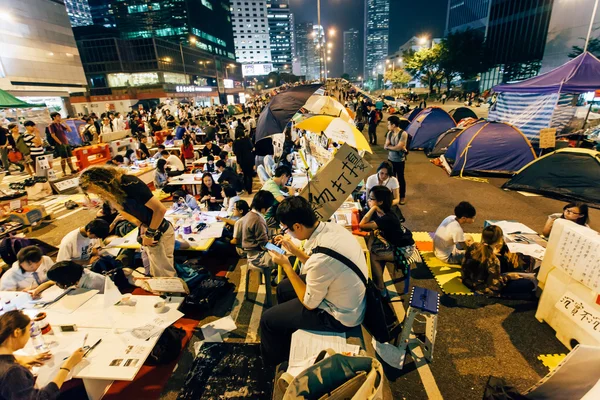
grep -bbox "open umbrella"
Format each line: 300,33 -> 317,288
255,83 -> 323,142
295,115 -> 372,153
302,95 -> 354,123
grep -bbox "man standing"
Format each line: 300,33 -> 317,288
48,112 -> 78,175
384,116 -> 409,205
367,104 -> 378,145
0,124 -> 21,175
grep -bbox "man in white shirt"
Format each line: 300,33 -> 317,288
161,151 -> 185,175
433,201 -> 476,264
260,197 -> 367,365
0,246 -> 54,292
57,219 -> 110,264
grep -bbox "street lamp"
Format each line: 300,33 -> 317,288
329,28 -> 335,36
584,0 -> 600,52
419,36 -> 428,45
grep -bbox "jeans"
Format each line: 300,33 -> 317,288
368,125 -> 377,144
241,165 -> 253,194
390,160 -> 406,198
260,276 -> 350,366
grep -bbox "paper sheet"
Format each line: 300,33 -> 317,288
104,236 -> 136,248
200,316 -> 237,339
506,242 -> 546,260
372,337 -> 405,370
32,332 -> 86,388
46,288 -> 98,314
146,278 -> 188,293
198,222 -> 226,239
103,278 -> 122,308
492,221 -> 538,235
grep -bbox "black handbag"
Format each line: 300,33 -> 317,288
312,246 -> 401,343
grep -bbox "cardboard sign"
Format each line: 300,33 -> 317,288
539,128 -> 556,149
555,291 -> 600,340
299,143 -> 371,221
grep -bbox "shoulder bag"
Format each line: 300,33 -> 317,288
312,246 -> 401,343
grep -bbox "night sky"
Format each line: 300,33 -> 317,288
289,0 -> 448,77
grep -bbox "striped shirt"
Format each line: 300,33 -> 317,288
23,133 -> 44,156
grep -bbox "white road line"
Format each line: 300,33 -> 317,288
383,266 -> 444,400
228,262 -> 247,323
56,208 -> 83,220
245,282 -> 266,343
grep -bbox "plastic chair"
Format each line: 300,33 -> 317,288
257,165 -> 270,183
264,162 -> 273,177
264,154 -> 275,171
244,263 -> 273,307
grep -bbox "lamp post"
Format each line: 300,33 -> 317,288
584,0 -> 600,53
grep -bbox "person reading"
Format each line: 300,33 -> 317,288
0,311 -> 84,400
0,247 -> 54,295
433,201 -> 476,264
260,197 -> 367,366
57,219 -> 110,264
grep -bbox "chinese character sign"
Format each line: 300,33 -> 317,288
555,291 -> 600,340
299,143 -> 372,221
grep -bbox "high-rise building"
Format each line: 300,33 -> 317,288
0,0 -> 87,117
343,29 -> 360,80
267,0 -> 294,73
364,0 -> 389,79
445,0 -> 491,35
64,0 -> 93,27
294,23 -> 321,81
479,0 -> 554,90
88,0 -> 115,28
231,0 -> 272,68
111,0 -> 236,62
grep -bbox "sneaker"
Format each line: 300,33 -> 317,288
400,198 -> 406,205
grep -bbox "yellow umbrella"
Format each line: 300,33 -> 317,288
295,115 -> 372,153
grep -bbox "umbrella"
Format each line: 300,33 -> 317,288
302,95 -> 354,124
295,115 -> 372,153
255,84 -> 323,142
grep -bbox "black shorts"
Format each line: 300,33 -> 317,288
55,144 -> 72,159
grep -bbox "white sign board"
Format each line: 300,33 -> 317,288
552,223 -> 600,290
242,63 -> 274,76
555,292 -> 600,340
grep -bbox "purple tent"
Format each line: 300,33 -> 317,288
444,122 -> 536,176
406,107 -> 456,150
493,52 -> 600,94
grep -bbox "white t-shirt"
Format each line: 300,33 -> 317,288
166,154 -> 185,171
365,173 -> 399,194
0,256 -> 54,291
57,229 -> 100,262
225,195 -> 240,214
433,215 -> 465,262
302,222 -> 367,327
78,268 -> 106,293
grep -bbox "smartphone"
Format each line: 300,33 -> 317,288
265,242 -> 285,255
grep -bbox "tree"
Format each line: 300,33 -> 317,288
404,46 -> 442,93
569,37 -> 600,58
439,29 -> 486,89
341,73 -> 350,81
384,68 -> 412,88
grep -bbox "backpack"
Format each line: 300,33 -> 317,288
183,277 -> 233,310
146,325 -> 186,365
45,125 -> 57,147
374,110 -> 382,124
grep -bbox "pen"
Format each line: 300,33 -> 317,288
83,339 -> 102,357
82,334 -> 88,348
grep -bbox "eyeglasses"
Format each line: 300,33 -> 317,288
368,197 -> 376,201
565,209 -> 581,216
280,225 -> 289,234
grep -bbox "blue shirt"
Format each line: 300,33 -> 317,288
175,126 -> 186,140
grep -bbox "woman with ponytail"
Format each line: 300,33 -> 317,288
0,311 -> 84,399
461,225 -> 537,298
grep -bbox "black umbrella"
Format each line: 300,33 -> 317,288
255,84 -> 323,142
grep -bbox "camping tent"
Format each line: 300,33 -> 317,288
444,121 -> 536,176
404,107 -> 423,122
0,89 -> 45,108
450,107 -> 477,123
426,126 -> 465,158
502,148 -> 600,207
406,107 -> 456,150
490,52 -> 600,142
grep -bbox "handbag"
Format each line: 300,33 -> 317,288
8,149 -> 23,163
278,348 -> 384,400
312,247 -> 401,343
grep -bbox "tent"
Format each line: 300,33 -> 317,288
406,107 -> 456,150
404,107 -> 422,122
502,148 -> 600,207
0,89 -> 45,108
490,52 -> 600,142
449,107 -> 477,123
426,126 -> 465,158
444,121 -> 536,176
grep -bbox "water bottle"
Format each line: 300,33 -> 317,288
29,321 -> 48,353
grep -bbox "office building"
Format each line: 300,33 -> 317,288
0,0 -> 87,116
111,0 -> 236,62
267,0 -> 294,73
479,0 -> 554,91
343,29 -> 360,80
445,0 -> 491,35
88,0 -> 115,28
295,23 -> 321,81
231,0 -> 272,70
364,0 -> 389,79
64,0 -> 93,27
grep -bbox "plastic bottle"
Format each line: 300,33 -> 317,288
29,321 -> 48,353
351,209 -> 360,231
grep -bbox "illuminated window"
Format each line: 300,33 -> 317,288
202,0 -> 213,10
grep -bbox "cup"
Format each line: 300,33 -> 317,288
153,301 -> 167,314
183,225 -> 192,235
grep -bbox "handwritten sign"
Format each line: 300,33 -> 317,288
552,223 -> 600,290
555,291 -> 600,340
299,143 -> 371,221
539,128 -> 556,149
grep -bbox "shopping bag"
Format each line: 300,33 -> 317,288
278,349 -> 383,400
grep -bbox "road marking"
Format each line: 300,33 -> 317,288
56,208 -> 83,220
245,282 -> 266,343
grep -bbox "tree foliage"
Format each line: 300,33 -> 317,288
384,68 -> 412,88
569,37 -> 600,59
341,73 -> 350,81
403,46 -> 442,92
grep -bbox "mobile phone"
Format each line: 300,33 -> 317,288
265,242 -> 285,255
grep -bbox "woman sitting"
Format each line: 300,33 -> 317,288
217,199 -> 250,251
359,185 -> 416,294
222,184 -> 240,214
462,225 -> 537,299
542,202 -> 590,237
364,161 -> 400,207
181,135 -> 195,164
154,158 -> 176,193
0,311 -> 84,400
199,172 -> 223,211
124,149 -> 137,166
172,189 -> 199,212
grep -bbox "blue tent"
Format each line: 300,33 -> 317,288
406,107 -> 456,150
444,121 -> 536,176
404,107 -> 422,121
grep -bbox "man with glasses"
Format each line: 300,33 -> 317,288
260,197 -> 368,366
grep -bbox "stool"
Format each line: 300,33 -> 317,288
244,263 -> 274,307
392,246 -> 412,294
396,286 -> 440,369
